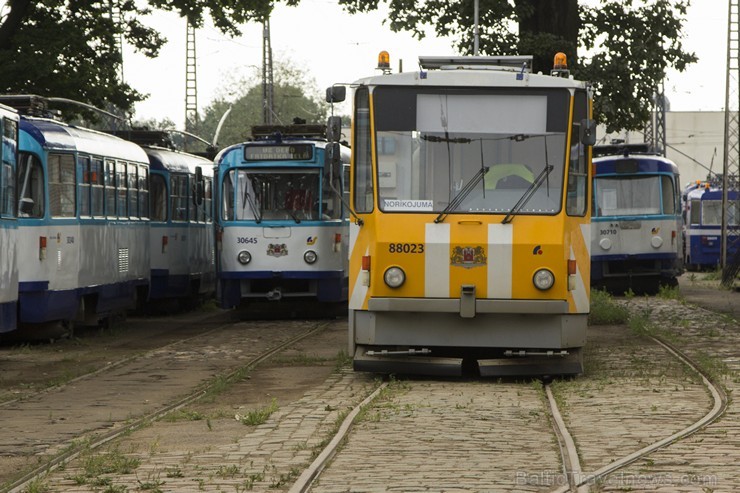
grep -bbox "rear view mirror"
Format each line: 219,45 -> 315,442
326,86 -> 346,103
580,119 -> 597,146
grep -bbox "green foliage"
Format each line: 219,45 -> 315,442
23,477 -> 50,493
195,60 -> 329,147
236,399 -> 279,426
588,288 -> 629,325
338,0 -> 695,133
80,447 -> 141,478
0,0 -> 283,118
657,284 -> 682,300
0,0 -> 159,117
578,0 -> 696,133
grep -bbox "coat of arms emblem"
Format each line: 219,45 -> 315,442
450,246 -> 486,268
267,243 -> 288,257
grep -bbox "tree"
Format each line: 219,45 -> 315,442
0,0 -> 286,119
338,0 -> 696,133
195,61 -> 329,149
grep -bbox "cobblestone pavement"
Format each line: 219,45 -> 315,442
585,295 -> 740,492
312,379 -> 560,493
44,369 -> 378,492
312,321 -> 715,493
27,289 -> 740,493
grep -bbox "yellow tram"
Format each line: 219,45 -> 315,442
326,53 -> 595,376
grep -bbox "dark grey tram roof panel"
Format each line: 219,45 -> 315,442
418,55 -> 534,71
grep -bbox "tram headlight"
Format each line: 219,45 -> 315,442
533,268 -> 555,291
304,250 -> 318,264
383,266 -> 406,288
237,250 -> 251,265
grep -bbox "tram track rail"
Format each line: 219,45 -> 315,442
3,320 -> 329,493
548,335 -> 728,493
0,312 -> 231,408
6,293 -> 734,492
287,331 -> 728,493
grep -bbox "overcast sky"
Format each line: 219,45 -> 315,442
124,0 -> 727,130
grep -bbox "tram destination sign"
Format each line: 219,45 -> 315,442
244,144 -> 313,161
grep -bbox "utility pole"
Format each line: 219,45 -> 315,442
722,0 -> 740,285
262,16 -> 274,125
109,0 -> 124,83
643,86 -> 666,156
185,22 -> 198,134
108,0 -> 124,129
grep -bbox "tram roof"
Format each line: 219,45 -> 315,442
0,103 -> 18,120
685,186 -> 738,200
593,153 -> 679,176
144,146 -> 213,175
352,65 -> 588,90
20,117 -> 148,163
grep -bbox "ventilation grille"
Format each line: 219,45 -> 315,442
118,248 -> 129,273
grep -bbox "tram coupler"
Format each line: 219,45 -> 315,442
265,288 -> 282,301
460,285 -> 476,318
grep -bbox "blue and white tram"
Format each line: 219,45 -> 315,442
0,104 -> 19,332
214,124 -> 350,309
591,145 -> 683,293
683,183 -> 739,271
145,144 -> 216,302
15,115 -> 151,327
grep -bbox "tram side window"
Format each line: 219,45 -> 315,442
204,177 -> 213,223
0,160 -> 12,217
139,165 -> 149,219
1,118 -> 17,217
172,174 -> 188,222
105,159 -> 116,217
79,156 -> 91,216
17,153 -> 44,218
661,175 -> 676,214
49,153 -> 76,217
150,174 -> 167,221
128,163 -> 138,218
222,171 -> 234,221
190,174 -> 199,223
566,91 -> 588,216
116,162 -> 127,218
91,158 -> 104,216
689,200 -> 701,225
354,87 -> 374,213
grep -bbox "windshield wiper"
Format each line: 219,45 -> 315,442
434,166 -> 489,223
501,165 -> 553,224
286,209 -> 301,224
242,183 -> 262,224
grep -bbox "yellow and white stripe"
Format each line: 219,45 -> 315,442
487,223 -> 513,298
424,223 -> 450,297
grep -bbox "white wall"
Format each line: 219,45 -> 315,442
598,111 -> 725,187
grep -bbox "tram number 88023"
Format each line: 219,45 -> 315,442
388,243 -> 424,254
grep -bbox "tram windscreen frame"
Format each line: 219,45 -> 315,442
371,86 -> 571,215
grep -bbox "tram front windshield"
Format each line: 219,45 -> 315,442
371,87 -> 570,215
594,175 -> 675,218
223,169 -> 323,222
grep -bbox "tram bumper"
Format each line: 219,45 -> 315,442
350,297 -> 586,377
